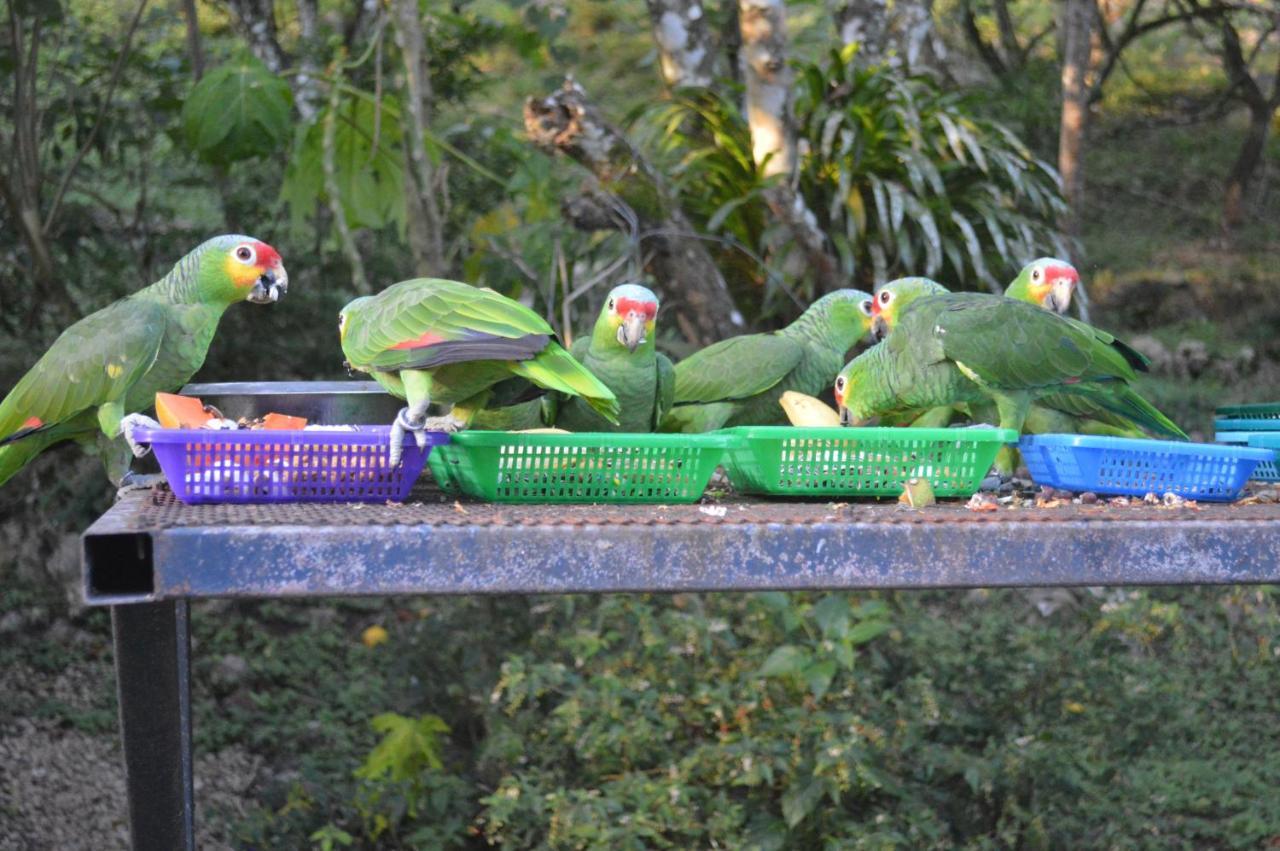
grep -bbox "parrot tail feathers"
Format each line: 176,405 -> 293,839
1099,385 -> 1188,441
0,430 -> 63,488
511,345 -> 621,425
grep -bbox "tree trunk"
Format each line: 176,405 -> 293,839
833,0 -> 943,72
833,0 -> 888,64
738,0 -> 840,292
392,0 -> 447,276
1215,13 -> 1279,237
645,0 -> 718,88
1221,102 -> 1272,233
292,0 -> 322,120
524,81 -> 744,346
225,0 -> 287,72
1057,0 -> 1092,243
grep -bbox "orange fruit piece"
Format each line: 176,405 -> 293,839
155,393 -> 213,429
260,412 -> 308,430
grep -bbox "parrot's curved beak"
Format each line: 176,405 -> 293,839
838,405 -> 870,427
870,315 -> 890,342
1044,274 -> 1076,315
248,265 -> 289,304
617,311 -> 648,353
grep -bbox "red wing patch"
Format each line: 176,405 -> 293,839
22,416 -> 42,428
1063,377 -> 1081,384
391,331 -> 447,351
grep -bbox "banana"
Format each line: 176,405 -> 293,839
779,391 -> 842,428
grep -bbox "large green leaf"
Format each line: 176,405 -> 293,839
180,56 -> 292,164
280,92 -> 407,234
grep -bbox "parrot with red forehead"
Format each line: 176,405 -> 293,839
865,271 -> 1162,441
1004,257 -> 1079,314
0,234 -> 288,487
555,284 -> 673,432
339,278 -> 619,464
834,293 -> 1186,475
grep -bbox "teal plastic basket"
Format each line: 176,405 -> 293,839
1243,434 -> 1280,483
1215,432 -> 1280,481
1214,403 -> 1280,422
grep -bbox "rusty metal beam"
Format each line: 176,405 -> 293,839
82,492 -> 1280,605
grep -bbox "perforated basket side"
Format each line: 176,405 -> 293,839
1020,435 -> 1267,502
721,427 -> 1014,497
1217,433 -> 1280,481
428,433 -> 729,504
1214,403 -> 1280,421
141,427 -> 437,504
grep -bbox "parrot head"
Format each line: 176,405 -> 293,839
598,283 -> 659,353
802,288 -> 875,341
1006,258 -> 1078,314
337,296 -> 375,371
869,277 -> 948,342
833,352 -> 894,427
192,234 -> 288,305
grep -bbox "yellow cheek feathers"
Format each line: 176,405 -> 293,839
224,255 -> 262,289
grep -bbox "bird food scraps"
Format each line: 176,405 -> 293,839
154,393 -> 309,430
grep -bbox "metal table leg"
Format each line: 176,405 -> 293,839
112,600 -> 195,851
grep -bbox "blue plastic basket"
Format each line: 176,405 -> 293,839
1019,434 -> 1272,502
1215,432 -> 1280,481
136,426 -> 446,504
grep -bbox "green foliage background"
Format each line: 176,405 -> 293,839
1,0 -> 1279,848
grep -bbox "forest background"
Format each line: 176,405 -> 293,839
2,0 -> 1279,847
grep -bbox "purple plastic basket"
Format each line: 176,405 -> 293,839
135,426 -> 447,504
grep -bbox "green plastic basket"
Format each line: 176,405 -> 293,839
428,431 -> 732,503
719,426 -> 1017,498
1214,403 -> 1280,422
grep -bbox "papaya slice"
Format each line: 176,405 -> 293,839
155,393 -> 213,429
260,412 -> 308,430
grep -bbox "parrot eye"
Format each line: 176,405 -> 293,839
859,300 -> 872,316
607,298 -> 616,311
879,291 -> 892,305
835,376 -> 847,392
234,245 -> 257,265
1032,267 -> 1042,281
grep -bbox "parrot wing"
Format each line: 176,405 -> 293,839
348,280 -> 556,371
0,297 -> 167,443
654,352 -> 675,430
672,334 -> 805,404
927,295 -> 1137,389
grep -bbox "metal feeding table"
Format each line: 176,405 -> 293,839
83,485 -> 1280,850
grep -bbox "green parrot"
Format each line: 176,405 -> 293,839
1004,257 -> 1078,315
659,288 -> 874,433
0,234 -> 289,488
868,271 -> 1150,439
833,293 -> 1186,474
555,283 -> 674,432
338,278 -> 620,464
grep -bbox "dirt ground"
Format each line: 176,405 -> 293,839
0,621 -> 259,850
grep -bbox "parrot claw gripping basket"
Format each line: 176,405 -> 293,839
136,426 -> 447,504
428,432 -> 731,504
718,426 -> 1016,498
1018,434 -> 1272,502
